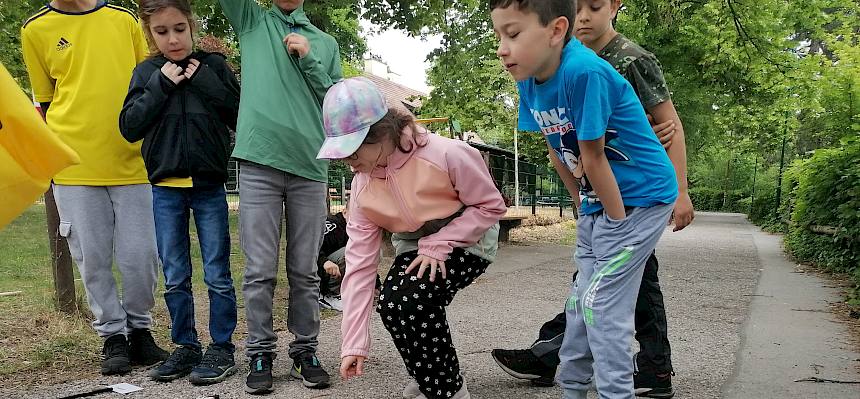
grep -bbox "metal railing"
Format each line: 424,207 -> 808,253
224,155 -> 575,219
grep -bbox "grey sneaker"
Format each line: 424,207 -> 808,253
319,295 -> 343,311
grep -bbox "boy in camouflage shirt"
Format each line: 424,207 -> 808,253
491,1 -> 694,397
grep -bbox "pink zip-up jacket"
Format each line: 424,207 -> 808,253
340,126 -> 507,359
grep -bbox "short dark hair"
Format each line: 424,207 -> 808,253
489,0 -> 574,41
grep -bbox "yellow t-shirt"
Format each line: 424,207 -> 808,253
20,3 -> 149,186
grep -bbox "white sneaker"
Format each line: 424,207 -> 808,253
403,379 -> 421,399
319,295 -> 343,311
415,380 -> 469,399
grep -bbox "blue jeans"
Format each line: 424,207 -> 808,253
152,184 -> 237,351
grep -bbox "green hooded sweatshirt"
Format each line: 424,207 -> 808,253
219,1 -> 342,182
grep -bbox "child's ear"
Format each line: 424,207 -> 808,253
550,15 -> 570,47
612,0 -> 622,16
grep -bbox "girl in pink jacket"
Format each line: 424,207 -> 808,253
316,78 -> 507,399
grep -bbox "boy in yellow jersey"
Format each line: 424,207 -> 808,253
20,0 -> 167,375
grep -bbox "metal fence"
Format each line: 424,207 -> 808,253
485,153 -> 576,218
224,151 -> 576,219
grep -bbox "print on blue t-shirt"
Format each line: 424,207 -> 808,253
517,39 -> 678,215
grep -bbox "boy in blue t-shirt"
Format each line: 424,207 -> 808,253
491,1 -> 678,398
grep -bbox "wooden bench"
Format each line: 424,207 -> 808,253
328,188 -> 350,202
499,215 -> 527,242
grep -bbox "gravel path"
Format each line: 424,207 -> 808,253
9,213 -> 856,399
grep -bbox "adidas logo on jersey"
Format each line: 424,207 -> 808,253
56,37 -> 71,51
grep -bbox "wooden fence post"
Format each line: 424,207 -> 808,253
45,187 -> 76,314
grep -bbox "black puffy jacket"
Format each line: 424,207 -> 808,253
120,51 -> 239,186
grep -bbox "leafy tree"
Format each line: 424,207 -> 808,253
2,0 -> 366,90
364,0 -> 859,215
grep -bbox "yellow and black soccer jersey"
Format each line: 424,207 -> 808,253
20,3 -> 149,186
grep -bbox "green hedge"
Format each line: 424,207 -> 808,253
783,139 -> 860,303
688,186 -> 746,213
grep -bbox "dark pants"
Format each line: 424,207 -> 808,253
318,248 -> 346,297
378,249 -> 490,399
530,251 -> 672,374
318,248 -> 382,297
152,184 -> 237,351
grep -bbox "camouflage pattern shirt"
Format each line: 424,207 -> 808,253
598,34 -> 671,110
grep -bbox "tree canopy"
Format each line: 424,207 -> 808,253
2,0 -> 857,211
364,0 -> 860,207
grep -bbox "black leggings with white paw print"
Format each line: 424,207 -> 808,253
377,248 -> 490,399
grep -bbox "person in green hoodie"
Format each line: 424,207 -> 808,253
217,0 -> 342,394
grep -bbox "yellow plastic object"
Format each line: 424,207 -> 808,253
0,62 -> 79,229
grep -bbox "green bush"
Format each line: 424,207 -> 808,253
689,186 -> 745,212
783,139 -> 860,303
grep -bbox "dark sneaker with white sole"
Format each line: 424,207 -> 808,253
149,345 -> 202,382
245,353 -> 274,394
189,345 -> 237,385
491,348 -> 556,387
634,370 -> 675,398
634,352 -> 675,398
290,352 -> 330,389
128,328 -> 169,366
101,334 -> 131,376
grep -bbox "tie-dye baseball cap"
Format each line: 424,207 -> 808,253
316,77 -> 389,160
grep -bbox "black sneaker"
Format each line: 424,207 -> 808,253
101,334 -> 131,375
634,370 -> 674,398
128,329 -> 169,366
245,353 -> 274,394
189,345 -> 237,385
491,349 -> 555,387
149,346 -> 203,382
290,352 -> 330,389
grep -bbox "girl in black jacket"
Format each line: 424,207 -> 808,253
119,0 -> 239,386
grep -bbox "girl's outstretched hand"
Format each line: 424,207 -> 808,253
405,254 -> 447,282
340,355 -> 365,380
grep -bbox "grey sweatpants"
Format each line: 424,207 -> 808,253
239,162 -> 326,359
52,184 -> 159,338
558,203 -> 674,399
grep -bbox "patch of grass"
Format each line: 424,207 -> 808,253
520,214 -> 568,227
0,205 -> 306,388
0,205 -> 56,308
0,309 -> 102,390
510,219 -> 577,245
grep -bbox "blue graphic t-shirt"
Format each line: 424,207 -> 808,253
517,39 -> 678,215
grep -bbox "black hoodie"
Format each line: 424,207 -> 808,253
120,51 -> 239,186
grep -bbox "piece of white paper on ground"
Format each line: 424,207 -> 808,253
110,383 -> 143,394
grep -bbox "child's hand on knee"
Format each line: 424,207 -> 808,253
340,355 -> 365,380
324,261 -> 342,278
406,254 -> 447,282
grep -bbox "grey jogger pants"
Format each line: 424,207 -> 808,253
558,203 -> 674,399
52,184 -> 159,338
